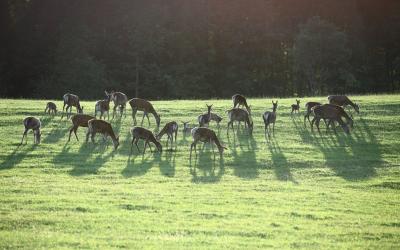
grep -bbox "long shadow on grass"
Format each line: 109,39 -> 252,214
122,141 -> 162,177
189,149 -> 224,183
266,139 -> 297,183
293,116 -> 381,180
0,144 -> 38,170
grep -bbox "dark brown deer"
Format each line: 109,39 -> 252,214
232,94 -> 251,114
291,99 -> 300,114
106,91 -> 128,119
263,101 -> 278,137
94,93 -> 111,120
198,104 -> 213,127
20,117 -> 41,145
156,121 -> 178,149
311,104 -> 350,134
130,127 -> 162,154
190,127 -> 226,158
68,114 -> 95,142
44,102 -> 57,115
328,95 -> 359,114
86,119 -> 120,150
227,108 -> 253,135
304,101 -> 322,126
61,93 -> 83,119
129,98 -> 160,127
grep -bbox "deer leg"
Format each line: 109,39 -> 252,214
135,138 -> 141,153
316,119 -> 321,133
311,117 -> 316,131
20,129 -> 28,145
112,105 -> 117,119
148,141 -> 153,152
74,127 -> 79,141
85,130 -> 90,143
146,113 -> 151,126
141,112 -> 146,126
91,132 -> 96,144
68,126 -> 74,142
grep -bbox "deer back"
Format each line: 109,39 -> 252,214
23,117 -> 41,130
71,114 -> 94,127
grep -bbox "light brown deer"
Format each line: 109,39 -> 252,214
106,91 -> 128,119
156,121 -> 178,149
263,101 -> 278,137
190,127 -> 226,158
227,108 -> 253,135
86,119 -> 120,150
232,94 -> 251,114
198,104 -> 212,127
44,102 -> 57,115
68,114 -> 95,142
328,95 -> 359,114
304,101 -> 322,126
94,93 -> 111,120
311,104 -> 351,134
291,99 -> 300,114
61,93 -> 83,119
129,98 -> 160,127
20,117 -> 41,145
130,126 -> 162,154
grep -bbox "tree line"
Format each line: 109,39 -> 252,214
0,0 -> 399,100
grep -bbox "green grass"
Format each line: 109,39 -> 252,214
0,95 -> 399,249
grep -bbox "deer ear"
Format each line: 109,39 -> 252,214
105,90 -> 109,95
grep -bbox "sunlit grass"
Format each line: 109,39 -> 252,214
0,95 -> 399,249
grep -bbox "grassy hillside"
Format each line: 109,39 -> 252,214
0,95 -> 399,249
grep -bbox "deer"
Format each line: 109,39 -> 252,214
20,117 -> 41,145
44,102 -> 57,115
94,92 -> 111,120
304,101 -> 322,126
156,121 -> 178,149
130,126 -> 162,154
263,101 -> 278,137
86,119 -> 120,150
232,94 -> 251,114
128,98 -> 160,128
68,114 -> 95,142
106,90 -> 128,119
227,108 -> 253,135
210,113 -> 223,127
61,93 -> 83,119
182,122 -> 193,134
190,127 -> 227,158
311,104 -> 351,134
198,104 -> 213,127
291,99 -> 300,114
328,95 -> 359,114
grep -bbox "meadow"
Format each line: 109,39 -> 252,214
0,95 -> 399,249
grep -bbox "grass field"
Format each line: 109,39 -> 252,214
0,95 -> 399,249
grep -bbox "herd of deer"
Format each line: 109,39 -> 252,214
21,92 -> 359,158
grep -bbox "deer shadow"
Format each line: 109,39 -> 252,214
266,140 -> 297,183
189,149 -> 225,183
122,142 -> 162,178
0,144 -> 38,170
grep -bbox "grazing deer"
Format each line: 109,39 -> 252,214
182,122 -> 193,134
130,127 -> 162,154
106,91 -> 128,119
94,93 -> 111,120
129,98 -> 160,127
304,101 -> 322,126
190,127 -> 226,158
328,95 -> 359,114
86,119 -> 120,150
68,114 -> 95,142
198,104 -> 212,127
227,108 -> 253,135
311,104 -> 350,134
263,101 -> 278,137
20,117 -> 41,145
44,102 -> 57,115
61,93 -> 83,119
232,94 -> 251,114
291,99 -> 300,114
210,113 -> 223,127
156,121 -> 178,149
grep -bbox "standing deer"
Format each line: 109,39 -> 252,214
94,92 -> 111,120
130,127 -> 162,154
106,91 -> 128,119
263,101 -> 278,137
227,108 -> 253,135
304,101 -> 322,126
291,99 -> 300,114
156,121 -> 178,149
61,93 -> 83,119
232,94 -> 251,114
20,117 -> 41,145
68,114 -> 95,142
44,102 -> 57,115
86,119 -> 120,150
311,104 -> 350,134
198,104 -> 213,127
190,127 -> 226,158
129,98 -> 160,127
328,95 -> 359,114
